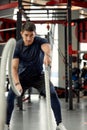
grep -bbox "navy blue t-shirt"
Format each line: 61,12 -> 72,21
13,36 -> 48,80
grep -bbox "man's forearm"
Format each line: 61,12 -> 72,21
12,68 -> 20,85
41,43 -> 51,56
12,67 -> 23,94
41,43 -> 52,65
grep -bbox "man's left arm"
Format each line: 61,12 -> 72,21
41,43 -> 52,66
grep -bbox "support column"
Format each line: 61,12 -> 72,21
64,25 -> 68,102
67,0 -> 73,110
16,0 -> 22,41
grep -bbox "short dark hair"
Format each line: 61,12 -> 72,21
21,21 -> 36,32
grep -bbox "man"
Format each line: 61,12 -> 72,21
5,21 -> 67,130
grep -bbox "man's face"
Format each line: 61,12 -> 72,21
21,30 -> 36,46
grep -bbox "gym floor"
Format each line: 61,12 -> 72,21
8,94 -> 87,130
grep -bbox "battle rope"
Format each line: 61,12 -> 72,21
44,65 -> 53,130
0,43 -> 7,130
0,38 -> 21,130
7,39 -> 21,96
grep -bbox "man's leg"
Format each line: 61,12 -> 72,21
6,88 -> 16,125
30,74 -> 67,130
30,74 -> 62,124
50,83 -> 67,130
50,83 -> 62,125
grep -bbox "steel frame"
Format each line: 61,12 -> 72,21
1,0 -> 87,110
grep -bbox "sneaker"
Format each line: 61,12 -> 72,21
4,124 -> 9,130
56,122 -> 67,130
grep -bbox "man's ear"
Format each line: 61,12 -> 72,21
20,31 -> 22,35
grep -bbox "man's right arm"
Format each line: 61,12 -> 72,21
12,58 -> 23,94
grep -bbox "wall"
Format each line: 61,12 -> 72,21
58,10 -> 79,88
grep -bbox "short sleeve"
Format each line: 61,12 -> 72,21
39,37 -> 49,45
13,42 -> 20,59
35,36 -> 49,46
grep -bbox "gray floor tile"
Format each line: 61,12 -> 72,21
9,95 -> 87,130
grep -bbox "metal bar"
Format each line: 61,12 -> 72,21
22,0 -> 68,7
0,18 -> 67,24
27,20 -> 67,24
72,18 -> 87,23
77,23 -> 80,103
23,8 -> 67,11
64,25 -> 68,103
82,22 -> 86,39
16,0 -> 22,41
78,30 -> 87,32
24,12 -> 67,15
22,0 -> 45,6
0,14 -> 17,19
67,0 -> 73,110
23,16 -> 66,18
0,27 -> 16,32
79,51 -> 87,53
22,0 -> 87,8
0,2 -> 18,10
